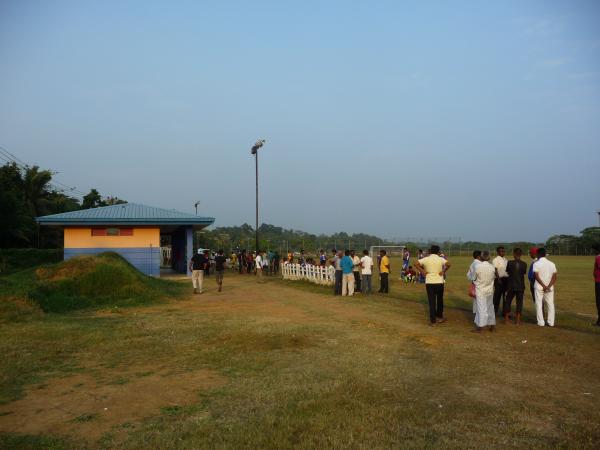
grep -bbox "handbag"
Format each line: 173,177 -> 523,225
468,283 -> 476,298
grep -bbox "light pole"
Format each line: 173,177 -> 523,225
251,139 -> 266,253
194,201 -> 200,215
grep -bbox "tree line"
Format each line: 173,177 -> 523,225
2,161 -> 597,255
0,162 -> 125,248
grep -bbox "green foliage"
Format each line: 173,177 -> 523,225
0,248 -> 63,274
0,162 -> 126,249
0,252 -> 184,314
545,227 -> 600,255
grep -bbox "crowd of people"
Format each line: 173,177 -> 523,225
189,243 -> 600,330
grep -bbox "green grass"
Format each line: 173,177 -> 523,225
12,252 -> 187,313
1,256 -> 599,449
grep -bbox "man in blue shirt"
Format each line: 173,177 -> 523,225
341,250 -> 355,296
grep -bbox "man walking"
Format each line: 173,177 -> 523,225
467,250 -> 482,315
341,250 -> 355,296
504,248 -> 527,325
533,248 -> 557,327
215,249 -> 226,292
378,249 -> 390,293
492,246 -> 508,315
416,245 -> 451,326
351,250 -> 362,293
330,249 -> 342,295
471,251 -> 496,332
360,249 -> 373,295
189,249 -> 207,294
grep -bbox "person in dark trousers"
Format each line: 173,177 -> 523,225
492,246 -> 508,315
203,250 -> 211,276
416,245 -> 451,326
273,251 -> 280,275
528,247 -> 538,303
350,250 -> 361,293
215,249 -> 226,292
503,248 -> 528,325
378,249 -> 390,293
594,245 -> 600,326
330,249 -> 342,295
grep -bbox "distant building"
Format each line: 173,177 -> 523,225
36,203 -> 214,276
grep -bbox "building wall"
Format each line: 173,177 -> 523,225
64,227 -> 160,248
64,227 -> 160,276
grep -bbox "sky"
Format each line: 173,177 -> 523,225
1,0 -> 599,242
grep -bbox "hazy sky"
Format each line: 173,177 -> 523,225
1,0 -> 599,242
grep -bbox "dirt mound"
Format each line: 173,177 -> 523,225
29,252 -> 184,313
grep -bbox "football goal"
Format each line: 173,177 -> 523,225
369,245 -> 405,264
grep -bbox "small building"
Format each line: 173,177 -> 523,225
36,203 -> 214,276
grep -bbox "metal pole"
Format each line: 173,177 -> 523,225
255,151 -> 259,253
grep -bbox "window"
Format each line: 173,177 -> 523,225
91,228 -> 134,236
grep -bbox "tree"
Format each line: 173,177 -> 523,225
82,189 -> 104,209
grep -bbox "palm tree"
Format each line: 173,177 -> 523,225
22,166 -> 53,217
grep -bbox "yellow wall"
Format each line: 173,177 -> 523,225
64,227 -> 160,248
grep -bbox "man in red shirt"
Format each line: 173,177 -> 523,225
594,245 -> 600,327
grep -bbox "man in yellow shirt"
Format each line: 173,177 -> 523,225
378,250 -> 390,293
415,245 -> 451,326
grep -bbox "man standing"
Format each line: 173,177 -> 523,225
360,249 -> 373,295
504,248 -> 527,325
471,251 -> 497,332
341,250 -> 355,296
189,249 -> 207,295
416,245 -> 451,326
330,249 -> 342,295
351,250 -> 362,293
215,249 -> 226,292
255,250 -> 263,282
533,248 -> 557,327
492,246 -> 508,315
594,245 -> 600,326
378,249 -> 390,293
467,250 -> 482,315
528,247 -> 538,303
273,251 -> 280,275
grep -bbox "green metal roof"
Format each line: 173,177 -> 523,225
36,203 -> 215,227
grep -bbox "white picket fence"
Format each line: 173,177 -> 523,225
281,263 -> 335,285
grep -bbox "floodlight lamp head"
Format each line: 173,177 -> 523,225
251,139 -> 266,154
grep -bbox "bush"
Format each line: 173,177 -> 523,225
0,248 -> 63,273
27,252 -> 185,313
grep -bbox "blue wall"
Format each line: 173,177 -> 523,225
64,247 -> 161,276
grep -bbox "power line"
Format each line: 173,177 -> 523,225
0,145 -> 88,200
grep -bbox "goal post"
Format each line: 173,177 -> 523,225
369,245 -> 405,270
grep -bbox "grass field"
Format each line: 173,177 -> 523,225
0,255 -> 599,449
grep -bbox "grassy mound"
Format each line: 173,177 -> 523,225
28,252 -> 185,313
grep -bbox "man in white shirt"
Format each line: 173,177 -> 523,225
467,250 -> 482,314
360,250 -> 374,295
472,251 -> 497,332
492,246 -> 509,316
533,247 -> 557,327
255,250 -> 263,282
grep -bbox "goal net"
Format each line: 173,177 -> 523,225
369,246 -> 405,266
